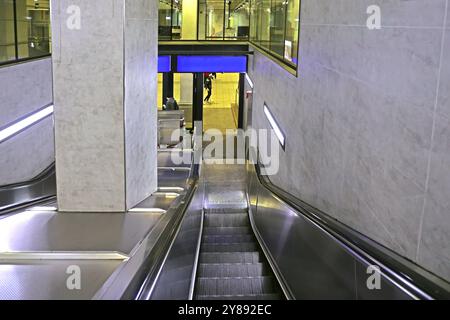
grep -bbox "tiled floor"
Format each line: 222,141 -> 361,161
204,108 -> 237,133
203,73 -> 240,110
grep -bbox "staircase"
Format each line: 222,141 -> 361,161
194,208 -> 283,300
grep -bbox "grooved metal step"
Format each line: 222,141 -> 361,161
195,276 -> 277,296
198,263 -> 270,278
205,213 -> 249,227
200,252 -> 261,264
203,226 -> 252,236
202,242 -> 258,252
203,234 -> 255,244
194,205 -> 282,300
196,294 -> 282,300
205,209 -> 248,214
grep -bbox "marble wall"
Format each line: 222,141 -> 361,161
0,58 -> 53,127
0,58 -> 54,185
248,0 -> 450,281
52,0 -> 158,212
124,0 -> 158,209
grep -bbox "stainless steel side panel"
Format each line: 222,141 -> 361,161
0,168 -> 56,212
158,150 -> 192,168
135,193 -> 180,211
254,184 -> 356,299
0,259 -> 123,300
158,168 -> 190,189
149,181 -> 204,300
0,210 -> 161,255
247,166 -> 413,300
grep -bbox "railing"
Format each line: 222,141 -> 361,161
251,162 -> 450,299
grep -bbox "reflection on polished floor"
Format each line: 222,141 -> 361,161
203,73 -> 239,133
204,108 -> 237,134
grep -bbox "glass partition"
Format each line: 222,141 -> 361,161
285,0 -> 299,65
0,0 -> 51,65
0,0 -> 16,63
202,0 -> 225,39
160,0 -> 251,41
249,0 -> 300,69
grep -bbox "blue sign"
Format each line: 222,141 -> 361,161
158,56 -> 171,73
177,55 -> 247,73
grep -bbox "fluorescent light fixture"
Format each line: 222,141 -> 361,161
129,208 -> 166,214
27,206 -> 58,212
0,105 -> 53,144
245,73 -> 254,88
158,187 -> 185,192
264,103 -> 286,149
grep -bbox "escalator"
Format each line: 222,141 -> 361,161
195,208 -> 283,300
141,162 -> 450,301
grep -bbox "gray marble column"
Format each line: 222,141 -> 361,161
51,0 -> 158,212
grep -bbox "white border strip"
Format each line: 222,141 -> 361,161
264,103 -> 286,148
245,73 -> 254,88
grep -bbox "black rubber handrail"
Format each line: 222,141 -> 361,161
0,162 -> 55,190
255,164 -> 450,300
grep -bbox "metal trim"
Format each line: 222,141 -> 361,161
254,164 -> 450,299
246,190 -> 293,300
188,207 -> 204,300
0,251 -> 129,261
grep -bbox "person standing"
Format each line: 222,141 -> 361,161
204,74 -> 213,103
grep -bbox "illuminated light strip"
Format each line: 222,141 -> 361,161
128,208 -> 167,214
245,73 -> 254,88
0,105 -> 54,144
264,103 -> 286,149
158,187 -> 185,192
27,206 -> 58,212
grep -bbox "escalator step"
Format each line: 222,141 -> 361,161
205,208 -> 248,214
198,263 -> 270,278
203,234 -> 255,244
202,242 -> 258,252
203,226 -> 252,236
200,252 -> 261,264
195,276 -> 277,296
196,294 -> 282,300
205,213 -> 249,227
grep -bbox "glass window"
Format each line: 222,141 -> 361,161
285,0 -> 299,65
0,0 -> 17,63
254,0 -> 271,49
159,0 -> 198,40
0,0 -> 51,64
159,0 -> 172,40
172,0 -> 182,39
203,0 -> 225,39
224,0 -> 250,39
17,0 -> 51,59
249,0 -> 300,69
269,0 -> 286,57
198,0 -> 207,40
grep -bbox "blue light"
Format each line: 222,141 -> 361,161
158,56 -> 171,73
177,56 -> 247,73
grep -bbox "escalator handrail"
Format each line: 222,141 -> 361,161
255,164 -> 450,300
0,162 -> 55,190
132,178 -> 199,300
127,131 -> 202,299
